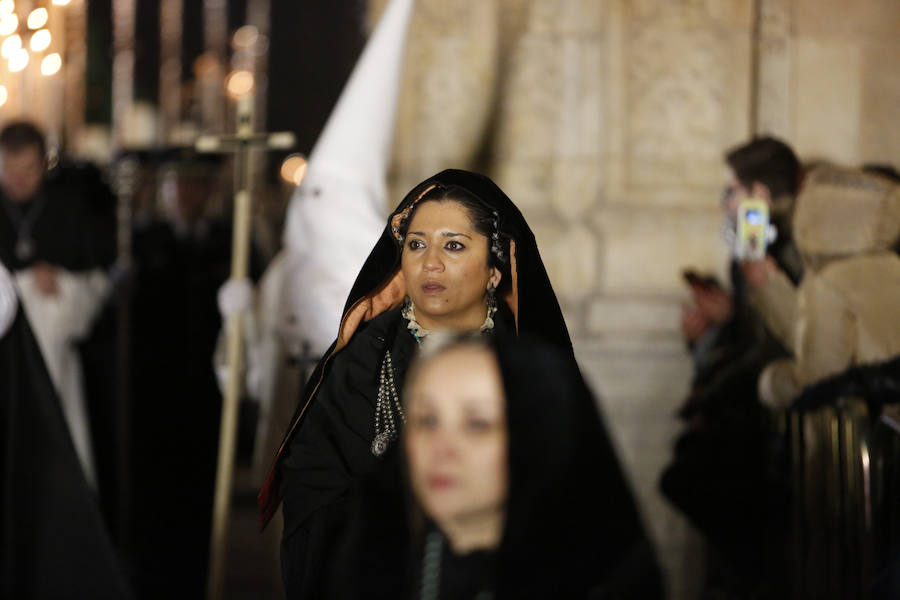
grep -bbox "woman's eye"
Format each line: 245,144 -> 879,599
466,418 -> 493,433
445,240 -> 465,251
410,413 -> 438,429
407,239 -> 425,251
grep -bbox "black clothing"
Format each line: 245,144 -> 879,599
661,240 -> 803,595
280,307 -> 417,538
497,337 -> 660,599
410,531 -> 496,600
128,217 -> 260,598
0,163 -> 116,272
331,337 -> 662,600
262,170 -> 655,599
0,305 -> 132,599
281,306 -> 514,598
427,543 -> 495,600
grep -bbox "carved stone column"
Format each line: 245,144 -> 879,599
388,0 -> 500,200
753,0 -> 792,137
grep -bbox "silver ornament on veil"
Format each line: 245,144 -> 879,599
15,236 -> 34,262
371,349 -> 405,456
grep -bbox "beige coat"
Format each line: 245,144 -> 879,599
760,167 -> 900,406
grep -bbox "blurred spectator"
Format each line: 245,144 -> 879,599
759,166 -> 900,406
662,136 -> 804,597
0,277 -> 132,598
0,121 -> 116,490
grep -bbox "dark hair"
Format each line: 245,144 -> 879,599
725,136 -> 800,199
0,121 -> 46,159
397,184 -> 512,295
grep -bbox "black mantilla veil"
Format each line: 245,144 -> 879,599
495,335 -> 662,598
259,169 -> 575,527
343,169 -> 572,351
330,335 -> 661,599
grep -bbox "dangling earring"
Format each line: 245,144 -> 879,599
486,283 -> 497,312
482,282 -> 497,333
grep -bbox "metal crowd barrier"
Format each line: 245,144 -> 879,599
789,399 -> 900,599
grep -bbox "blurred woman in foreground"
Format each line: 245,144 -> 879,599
335,336 -> 662,599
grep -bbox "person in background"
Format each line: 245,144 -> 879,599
663,136 -> 805,597
680,136 -> 804,392
0,122 -> 130,598
0,261 -> 132,600
0,120 -> 115,491
758,166 -> 900,406
128,154 -> 263,597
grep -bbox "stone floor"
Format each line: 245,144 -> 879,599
222,468 -> 284,600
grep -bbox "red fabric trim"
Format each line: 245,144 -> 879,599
506,239 -> 519,332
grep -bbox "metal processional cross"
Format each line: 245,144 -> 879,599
196,84 -> 295,600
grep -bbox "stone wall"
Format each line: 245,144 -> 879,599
379,1 -> 900,597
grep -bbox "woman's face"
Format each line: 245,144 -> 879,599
401,200 -> 500,331
405,345 -> 508,532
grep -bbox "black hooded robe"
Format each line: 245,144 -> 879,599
0,305 -> 131,598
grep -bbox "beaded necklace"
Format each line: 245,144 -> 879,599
369,299 -> 497,457
401,298 -> 496,345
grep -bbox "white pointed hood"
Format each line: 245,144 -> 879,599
279,0 -> 415,356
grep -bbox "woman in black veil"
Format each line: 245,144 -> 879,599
333,335 -> 662,599
258,169 -> 656,597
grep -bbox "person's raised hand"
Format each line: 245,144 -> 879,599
693,285 -> 733,325
740,255 -> 776,290
681,303 -> 710,342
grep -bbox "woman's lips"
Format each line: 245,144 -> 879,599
427,475 -> 456,489
421,281 -> 446,295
